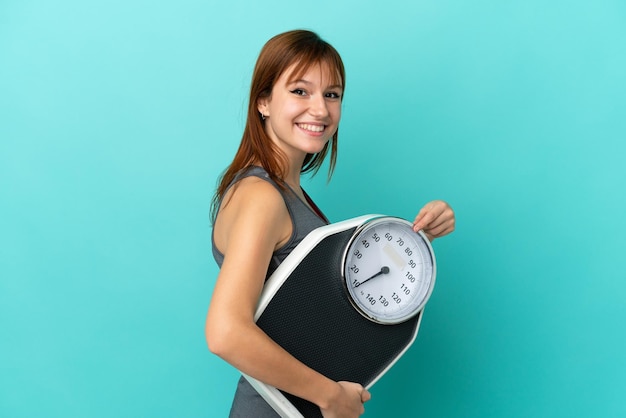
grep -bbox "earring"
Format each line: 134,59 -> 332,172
260,113 -> 266,121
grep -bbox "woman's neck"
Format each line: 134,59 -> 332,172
283,170 -> 301,191
282,154 -> 307,190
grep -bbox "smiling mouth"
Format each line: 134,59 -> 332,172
297,123 -> 325,133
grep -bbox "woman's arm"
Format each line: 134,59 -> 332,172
206,178 -> 368,417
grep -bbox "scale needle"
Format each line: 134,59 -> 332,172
355,266 -> 390,287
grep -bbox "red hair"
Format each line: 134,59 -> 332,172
211,30 -> 346,222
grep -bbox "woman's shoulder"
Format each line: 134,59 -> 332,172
214,175 -> 292,254
220,165 -> 288,211
226,174 -> 283,208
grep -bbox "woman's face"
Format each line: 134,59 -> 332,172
258,62 -> 343,164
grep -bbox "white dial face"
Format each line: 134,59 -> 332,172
343,217 -> 436,324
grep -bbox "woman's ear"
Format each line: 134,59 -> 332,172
257,98 -> 269,118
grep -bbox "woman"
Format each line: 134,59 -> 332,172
206,30 -> 455,418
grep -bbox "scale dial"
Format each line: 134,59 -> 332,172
342,217 -> 436,324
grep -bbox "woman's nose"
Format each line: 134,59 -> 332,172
309,94 -> 329,118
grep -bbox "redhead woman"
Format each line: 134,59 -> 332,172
206,30 -> 455,418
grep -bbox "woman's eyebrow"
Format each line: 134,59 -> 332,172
288,79 -> 343,90
288,79 -> 313,85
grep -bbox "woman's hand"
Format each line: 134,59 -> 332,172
320,381 -> 371,418
412,200 -> 455,241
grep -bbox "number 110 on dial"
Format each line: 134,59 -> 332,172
342,217 -> 436,325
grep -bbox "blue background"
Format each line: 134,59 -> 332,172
1,1 -> 625,417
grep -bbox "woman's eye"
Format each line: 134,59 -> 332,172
291,89 -> 306,96
326,91 -> 342,99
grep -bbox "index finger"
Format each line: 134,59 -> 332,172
413,210 -> 436,232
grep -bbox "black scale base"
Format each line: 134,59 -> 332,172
256,228 -> 421,417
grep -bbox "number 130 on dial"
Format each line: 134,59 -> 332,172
342,217 -> 436,325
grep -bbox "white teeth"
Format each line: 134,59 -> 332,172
298,123 -> 324,132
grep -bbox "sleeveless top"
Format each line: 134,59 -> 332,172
212,166 -> 329,276
211,166 -> 330,417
